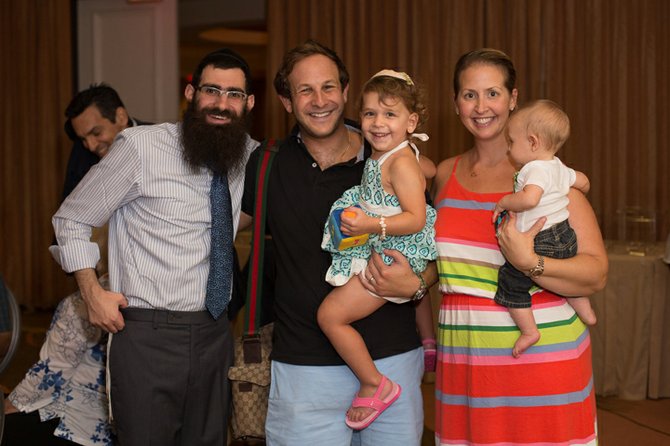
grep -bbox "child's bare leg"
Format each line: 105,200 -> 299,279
568,296 -> 597,325
414,296 -> 436,372
317,278 -> 392,422
508,307 -> 541,358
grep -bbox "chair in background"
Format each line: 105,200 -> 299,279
0,278 -> 22,443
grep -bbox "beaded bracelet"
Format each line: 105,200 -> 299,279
379,216 -> 387,240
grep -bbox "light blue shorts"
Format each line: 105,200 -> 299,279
265,348 -> 424,446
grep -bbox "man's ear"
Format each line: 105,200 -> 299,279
342,83 -> 349,104
184,84 -> 195,103
115,107 -> 129,128
246,94 -> 255,111
278,95 -> 293,113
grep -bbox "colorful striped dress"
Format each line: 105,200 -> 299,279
434,158 -> 597,445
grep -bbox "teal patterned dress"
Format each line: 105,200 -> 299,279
321,141 -> 437,302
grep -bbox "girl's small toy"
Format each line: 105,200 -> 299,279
328,207 -> 369,250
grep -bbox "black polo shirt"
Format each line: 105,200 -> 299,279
242,123 -> 421,366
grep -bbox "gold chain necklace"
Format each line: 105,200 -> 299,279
331,130 -> 351,165
335,130 -> 352,163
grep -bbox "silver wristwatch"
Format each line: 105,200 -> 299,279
412,272 -> 428,301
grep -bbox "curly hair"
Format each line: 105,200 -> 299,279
358,73 -> 429,131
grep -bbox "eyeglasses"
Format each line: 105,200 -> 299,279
196,86 -> 248,102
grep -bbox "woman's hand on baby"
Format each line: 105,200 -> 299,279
340,207 -> 373,236
492,202 -> 506,223
498,212 -> 546,271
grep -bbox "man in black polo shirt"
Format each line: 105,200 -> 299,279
240,40 -> 434,446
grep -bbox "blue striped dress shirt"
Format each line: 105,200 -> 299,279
51,122 -> 258,311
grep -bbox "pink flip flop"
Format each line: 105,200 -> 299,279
345,375 -> 402,430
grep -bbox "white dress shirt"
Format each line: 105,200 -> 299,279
51,122 -> 258,311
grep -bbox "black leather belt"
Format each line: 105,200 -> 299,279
121,307 -> 218,324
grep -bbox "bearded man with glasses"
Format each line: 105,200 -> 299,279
51,48 -> 258,446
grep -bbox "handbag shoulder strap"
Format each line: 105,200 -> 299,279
243,139 -> 279,335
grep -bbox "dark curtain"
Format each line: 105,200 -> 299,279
0,1 -> 76,308
2,0 -> 669,306
266,0 -> 670,243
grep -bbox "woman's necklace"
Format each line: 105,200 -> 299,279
469,155 -> 480,177
470,156 -> 507,177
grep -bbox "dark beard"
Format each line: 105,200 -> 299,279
181,101 -> 251,176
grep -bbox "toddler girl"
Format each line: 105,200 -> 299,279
318,70 -> 437,430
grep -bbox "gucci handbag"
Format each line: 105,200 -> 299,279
228,140 -> 278,442
228,323 -> 273,441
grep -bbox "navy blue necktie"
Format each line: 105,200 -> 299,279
205,173 -> 233,320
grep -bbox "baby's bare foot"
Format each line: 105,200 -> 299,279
512,331 -> 541,358
578,308 -> 597,326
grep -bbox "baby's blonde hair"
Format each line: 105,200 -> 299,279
514,99 -> 570,153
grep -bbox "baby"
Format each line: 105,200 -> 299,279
493,99 -> 596,358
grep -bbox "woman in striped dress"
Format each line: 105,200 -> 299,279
431,49 -> 607,445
